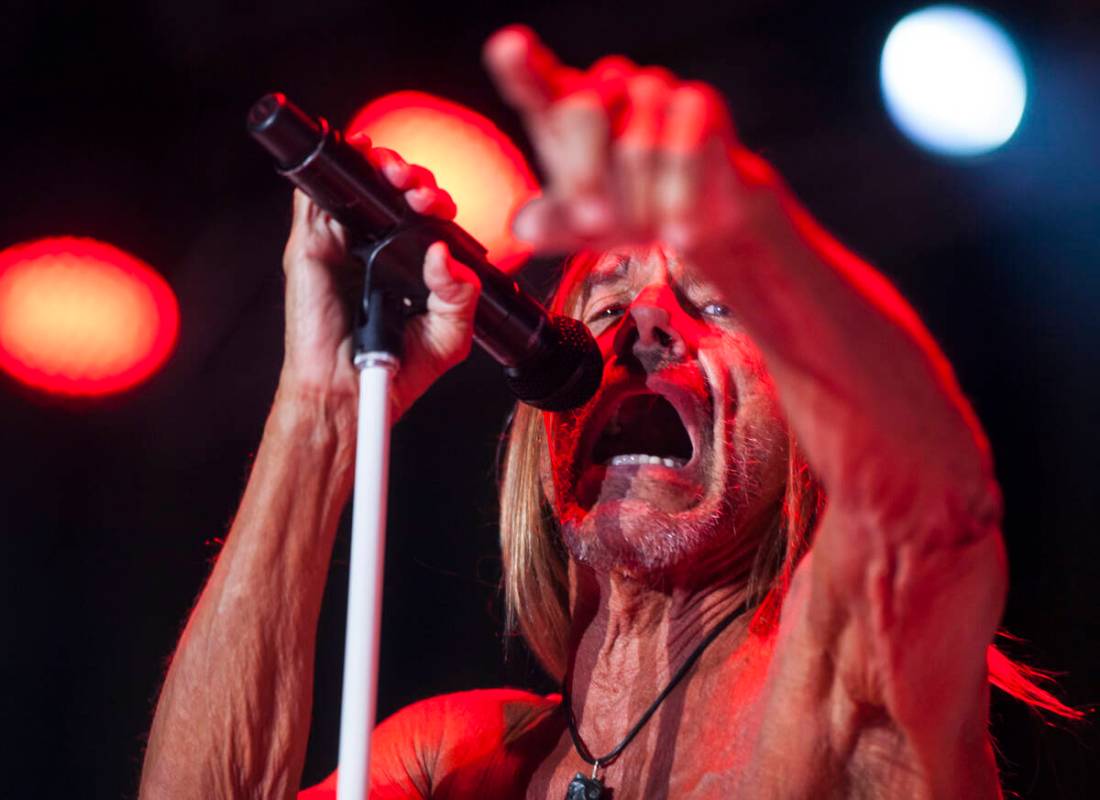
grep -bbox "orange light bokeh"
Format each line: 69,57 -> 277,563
347,91 -> 539,272
0,237 -> 179,396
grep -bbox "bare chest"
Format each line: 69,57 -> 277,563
522,661 -> 927,800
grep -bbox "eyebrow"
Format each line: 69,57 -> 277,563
579,255 -> 632,307
677,269 -> 709,297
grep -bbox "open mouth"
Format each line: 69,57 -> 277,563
589,393 -> 695,469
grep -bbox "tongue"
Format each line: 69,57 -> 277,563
592,394 -> 693,465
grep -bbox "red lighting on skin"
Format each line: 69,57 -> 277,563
347,91 -> 539,272
0,237 -> 179,396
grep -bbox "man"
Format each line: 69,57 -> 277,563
140,26 -> 1069,799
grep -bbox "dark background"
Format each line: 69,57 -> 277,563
1,0 -> 1097,797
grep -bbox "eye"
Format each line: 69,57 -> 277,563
587,303 -> 627,324
702,302 -> 731,319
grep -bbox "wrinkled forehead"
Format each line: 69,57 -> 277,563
553,244 -> 699,317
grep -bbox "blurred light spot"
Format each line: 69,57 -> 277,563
0,237 -> 178,396
347,91 -> 539,271
881,5 -> 1027,156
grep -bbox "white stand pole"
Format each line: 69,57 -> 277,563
336,352 -> 399,800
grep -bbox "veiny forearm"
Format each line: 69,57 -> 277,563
728,179 -> 1007,782
705,177 -> 996,510
140,386 -> 356,800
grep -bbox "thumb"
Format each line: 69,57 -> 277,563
389,243 -> 482,418
423,241 -> 481,313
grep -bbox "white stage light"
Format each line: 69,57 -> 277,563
881,5 -> 1027,156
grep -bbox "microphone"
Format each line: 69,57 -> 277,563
247,92 -> 602,412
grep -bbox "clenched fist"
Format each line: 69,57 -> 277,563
278,144 -> 481,421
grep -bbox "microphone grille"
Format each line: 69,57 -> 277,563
503,315 -> 603,411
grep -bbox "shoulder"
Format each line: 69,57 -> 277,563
300,688 -> 562,799
378,687 -> 562,769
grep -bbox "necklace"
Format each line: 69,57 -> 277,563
561,601 -> 748,799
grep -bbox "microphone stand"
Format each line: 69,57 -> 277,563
246,93 -> 600,798
336,257 -> 414,800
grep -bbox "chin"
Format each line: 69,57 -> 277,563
559,492 -> 734,578
545,350 -> 786,582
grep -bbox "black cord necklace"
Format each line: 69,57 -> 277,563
561,601 -> 748,800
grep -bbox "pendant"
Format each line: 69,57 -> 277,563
566,772 -> 606,799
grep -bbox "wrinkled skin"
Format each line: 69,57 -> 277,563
141,24 -> 1007,800
544,245 -> 788,583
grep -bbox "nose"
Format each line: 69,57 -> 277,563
626,286 -> 687,367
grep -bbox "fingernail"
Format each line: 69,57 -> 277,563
429,240 -> 449,261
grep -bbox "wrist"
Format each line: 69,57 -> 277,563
699,176 -> 823,290
270,377 -> 359,455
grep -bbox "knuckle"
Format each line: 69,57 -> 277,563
732,148 -> 775,186
372,146 -> 398,164
671,81 -> 735,138
557,86 -> 608,117
627,71 -> 673,101
409,164 -> 436,187
614,139 -> 656,169
348,135 -> 372,158
618,108 -> 662,148
659,147 -> 702,175
674,80 -> 722,108
590,54 -> 635,80
638,65 -> 677,86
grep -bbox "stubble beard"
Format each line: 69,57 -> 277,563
557,413 -> 772,583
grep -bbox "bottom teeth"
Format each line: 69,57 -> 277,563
608,454 -> 686,468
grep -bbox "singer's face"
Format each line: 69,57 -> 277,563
542,245 -> 789,578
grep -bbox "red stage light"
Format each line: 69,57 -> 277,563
0,237 -> 179,397
347,91 -> 539,272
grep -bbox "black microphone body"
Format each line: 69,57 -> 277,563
247,92 -> 602,412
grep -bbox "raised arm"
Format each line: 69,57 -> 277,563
483,25 -> 1006,786
484,25 -> 996,503
140,154 -> 480,798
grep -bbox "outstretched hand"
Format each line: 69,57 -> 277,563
483,25 -> 783,262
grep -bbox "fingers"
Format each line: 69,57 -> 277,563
347,130 -> 372,150
614,68 -> 675,235
406,186 -> 457,220
483,25 -> 580,113
486,27 -> 757,258
654,84 -> 741,248
508,76 -> 740,253
549,88 -> 615,232
369,147 -> 456,221
284,189 -> 348,271
484,26 -> 613,236
388,242 -> 482,417
659,81 -> 735,153
486,27 -> 636,239
370,147 -> 437,191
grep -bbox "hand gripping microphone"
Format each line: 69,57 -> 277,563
247,92 -> 602,412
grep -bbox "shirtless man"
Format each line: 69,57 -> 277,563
140,26 -> 1030,798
